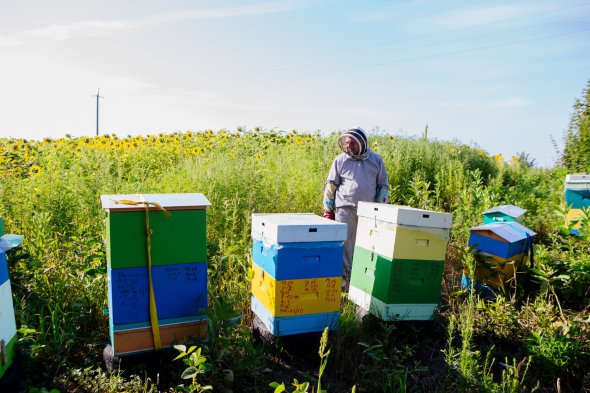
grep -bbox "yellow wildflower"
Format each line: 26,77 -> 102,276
28,165 -> 42,178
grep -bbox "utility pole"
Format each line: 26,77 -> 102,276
94,89 -> 103,136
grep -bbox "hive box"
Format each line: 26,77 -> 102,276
467,251 -> 527,290
110,317 -> 207,355
101,193 -> 210,355
349,203 -> 452,321
251,240 -> 343,280
355,218 -> 449,261
251,213 -> 347,244
251,262 -> 341,316
565,208 -> 588,231
565,174 -> 590,209
356,203 -> 453,229
468,222 -> 536,259
0,217 -> 17,380
101,194 -> 209,269
483,205 -> 526,224
108,263 -> 208,325
251,296 -> 339,336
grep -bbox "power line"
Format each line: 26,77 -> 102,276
258,27 -> 590,82
212,2 -> 590,78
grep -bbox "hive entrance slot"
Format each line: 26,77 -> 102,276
308,228 -> 317,232
422,214 -> 430,218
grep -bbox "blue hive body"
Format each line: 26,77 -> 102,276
0,253 -> 8,286
468,222 -> 536,259
251,239 -> 343,280
251,296 -> 339,336
108,263 -> 208,326
564,174 -> 590,209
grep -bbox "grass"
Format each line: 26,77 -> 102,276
0,130 -> 588,392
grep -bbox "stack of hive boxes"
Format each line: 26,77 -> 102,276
250,213 -> 347,336
0,217 -> 17,381
348,203 -> 453,321
101,194 -> 210,355
466,217 -> 536,293
564,174 -> 590,234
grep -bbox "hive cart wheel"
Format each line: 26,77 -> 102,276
103,342 -> 121,372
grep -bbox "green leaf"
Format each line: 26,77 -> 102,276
187,345 -> 197,354
181,366 -> 198,380
269,382 -> 285,393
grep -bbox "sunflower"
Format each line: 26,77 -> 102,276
28,164 -> 42,178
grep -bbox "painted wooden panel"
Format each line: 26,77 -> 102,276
465,252 -> 527,289
483,213 -> 522,224
565,208 -> 586,229
106,209 -> 207,269
349,246 -> 443,305
564,189 -> 590,209
565,174 -> 590,190
111,319 -> 207,355
251,239 -> 343,280
100,193 -> 211,211
108,262 -> 207,326
0,253 -> 8,286
251,295 -> 339,336
356,202 -> 453,229
0,334 -> 17,380
0,281 -> 17,347
348,285 -> 437,321
251,213 -> 347,244
355,217 -> 449,261
468,233 -> 525,259
250,262 -> 340,317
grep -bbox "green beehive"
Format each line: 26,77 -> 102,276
102,194 -> 208,269
350,247 -> 444,305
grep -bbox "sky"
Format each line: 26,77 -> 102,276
1,0 -> 589,167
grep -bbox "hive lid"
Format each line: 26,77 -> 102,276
565,174 -> 590,190
356,202 -> 453,229
251,213 -> 347,244
100,193 -> 211,211
483,204 -> 526,219
470,222 -> 536,243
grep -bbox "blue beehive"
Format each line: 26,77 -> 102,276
468,222 -> 536,259
108,263 -> 208,326
564,174 -> 590,209
250,213 -> 346,336
251,240 -> 343,280
483,205 -> 526,224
